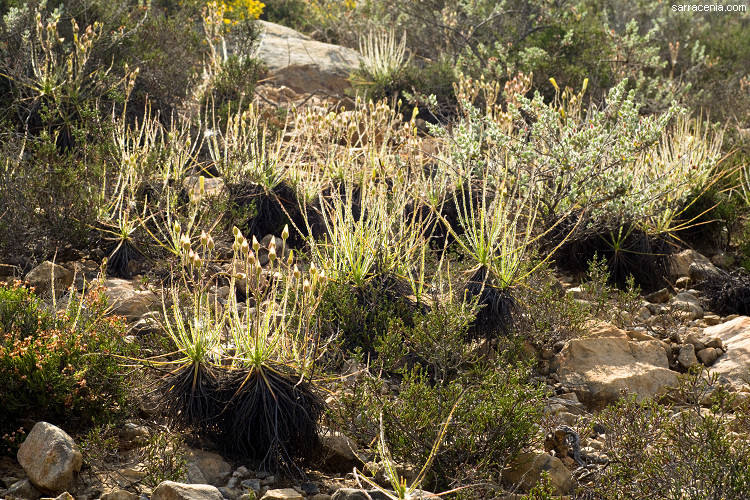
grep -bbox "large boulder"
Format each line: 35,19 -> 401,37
255,21 -> 361,95
17,422 -> 82,494
555,323 -> 678,410
25,261 -> 73,297
501,452 -> 573,495
151,481 -> 224,500
703,316 -> 750,389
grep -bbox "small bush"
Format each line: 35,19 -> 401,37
364,362 -> 544,490
591,369 -> 750,498
0,281 -> 135,448
317,278 -> 415,355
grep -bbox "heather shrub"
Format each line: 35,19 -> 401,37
0,281 -> 135,452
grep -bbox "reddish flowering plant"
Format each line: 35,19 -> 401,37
0,281 -> 135,455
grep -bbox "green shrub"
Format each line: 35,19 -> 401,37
318,278 -> 415,355
0,281 -> 135,451
591,369 -> 750,498
359,362 -> 544,490
336,297 -> 544,489
515,262 -> 589,350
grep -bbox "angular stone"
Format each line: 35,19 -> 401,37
501,452 -> 573,495
689,261 -> 721,282
256,21 -> 361,95
25,261 -> 73,297
104,279 -> 159,320
556,323 -> 678,410
5,479 -> 42,500
319,428 -> 364,470
151,481 -> 223,500
261,488 -> 304,500
17,422 -> 82,494
186,449 -> 232,487
670,250 -> 710,278
678,344 -> 699,369
697,347 -> 720,366
101,489 -> 140,500
645,288 -> 671,303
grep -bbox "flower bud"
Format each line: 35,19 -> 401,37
248,251 -> 256,267
252,236 -> 260,252
200,230 -> 208,247
287,250 -> 294,267
303,279 -> 311,294
233,226 -> 241,238
309,263 -> 317,276
207,236 -> 215,250
199,175 -> 206,195
268,246 -> 276,263
181,234 -> 191,251
293,265 -> 301,280
281,224 -> 289,241
174,221 -> 181,235
241,239 -> 250,255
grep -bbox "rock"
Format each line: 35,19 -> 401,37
260,475 -> 277,486
256,21 -> 361,95
4,479 -> 42,500
119,423 -> 150,449
501,452 -> 573,495
17,422 -> 82,494
219,487 -> 243,500
151,481 -> 224,500
25,261 -> 73,297
636,306 -> 652,320
688,261 -> 721,282
671,292 -> 704,320
555,323 -> 678,410
703,317 -> 750,389
645,288 -> 671,303
703,314 -> 722,326
261,489 -> 303,500
697,347 -> 720,366
705,336 -> 724,349
104,279 -> 159,320
101,489 -> 140,500
300,483 -> 320,496
678,344 -> 699,369
311,495 -> 332,500
319,429 -> 364,470
130,311 -> 162,335
186,449 -> 232,487
684,332 -> 706,351
670,250 -> 710,278
183,176 -> 225,202
675,276 -> 692,289
241,479 -> 261,492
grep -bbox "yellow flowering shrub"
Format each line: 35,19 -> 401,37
217,0 -> 264,23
